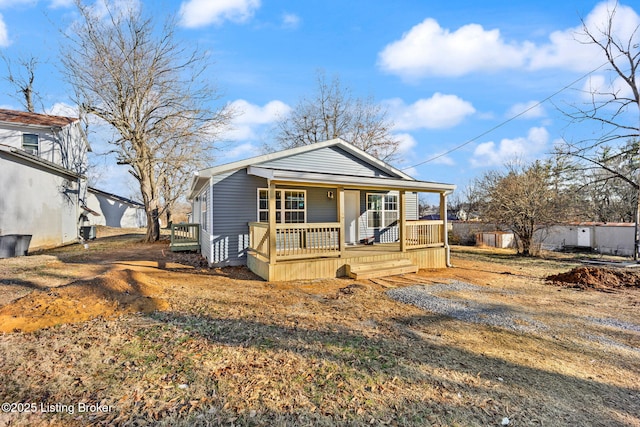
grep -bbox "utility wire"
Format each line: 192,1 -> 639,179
401,59 -> 615,171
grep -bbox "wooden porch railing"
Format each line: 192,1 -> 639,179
249,222 -> 270,258
405,220 -> 444,249
170,223 -> 201,252
249,222 -> 341,261
249,220 -> 445,261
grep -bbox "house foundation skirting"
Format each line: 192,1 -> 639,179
247,247 -> 446,281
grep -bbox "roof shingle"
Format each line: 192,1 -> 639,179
0,109 -> 78,127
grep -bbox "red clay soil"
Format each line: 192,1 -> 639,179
0,268 -> 169,333
547,266 -> 640,291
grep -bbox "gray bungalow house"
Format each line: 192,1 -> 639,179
188,138 -> 455,281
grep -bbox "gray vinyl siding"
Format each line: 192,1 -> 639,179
210,169 -> 265,266
259,146 -> 394,177
205,168 -> 341,266
306,187 -> 337,222
194,185 -> 212,263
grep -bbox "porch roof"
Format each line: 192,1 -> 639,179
247,166 -> 456,193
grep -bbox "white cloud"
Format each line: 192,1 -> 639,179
394,132 -> 417,154
427,151 -> 456,166
505,101 -> 546,119
471,127 -> 549,167
223,142 -> 257,159
223,99 -> 290,141
581,73 -> 635,103
0,13 -> 8,47
46,102 -> 79,117
378,18 -> 531,78
48,0 -> 73,8
82,0 -> 140,21
378,1 -> 640,79
528,1 -> 640,71
282,12 -> 300,29
386,93 -> 476,130
179,0 -> 260,28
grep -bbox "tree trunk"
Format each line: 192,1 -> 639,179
145,208 -> 160,242
519,234 -> 532,256
165,209 -> 173,229
140,173 -> 161,242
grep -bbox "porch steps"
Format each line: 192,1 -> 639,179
346,258 -> 418,280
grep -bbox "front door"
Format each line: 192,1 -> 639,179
345,190 -> 359,245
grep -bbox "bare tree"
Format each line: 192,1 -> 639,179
61,1 -> 232,241
558,140 -> 639,222
1,54 -> 43,113
475,161 -> 567,256
557,1 -> 640,256
273,71 -> 400,161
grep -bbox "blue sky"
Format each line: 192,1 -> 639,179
0,0 -> 638,200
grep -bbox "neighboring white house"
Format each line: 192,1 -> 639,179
537,222 -> 635,257
86,187 -> 147,228
0,109 -> 90,255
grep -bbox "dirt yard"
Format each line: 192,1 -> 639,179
0,228 -> 638,426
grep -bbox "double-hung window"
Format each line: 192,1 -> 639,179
367,193 -> 398,228
258,189 -> 306,223
201,189 -> 208,231
22,134 -> 39,155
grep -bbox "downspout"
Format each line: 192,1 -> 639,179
442,190 -> 454,267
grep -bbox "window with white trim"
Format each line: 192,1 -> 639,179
22,134 -> 39,155
258,189 -> 306,223
367,193 -> 398,228
201,189 -> 208,231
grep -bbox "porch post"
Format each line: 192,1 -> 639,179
400,190 -> 407,252
338,186 -> 345,257
440,192 -> 451,267
268,181 -> 277,265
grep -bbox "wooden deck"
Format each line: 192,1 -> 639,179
247,243 -> 447,281
169,223 -> 201,252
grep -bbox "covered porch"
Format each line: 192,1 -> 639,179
246,166 -> 455,281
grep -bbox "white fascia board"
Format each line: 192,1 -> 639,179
1,145 -> 83,179
187,173 -> 209,200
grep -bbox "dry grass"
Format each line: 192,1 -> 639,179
0,232 -> 638,426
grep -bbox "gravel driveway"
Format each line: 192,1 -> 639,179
387,280 -> 548,334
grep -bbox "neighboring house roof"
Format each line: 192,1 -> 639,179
189,138 -> 456,198
420,213 -> 459,221
0,109 -> 78,128
0,143 -> 83,180
88,187 -> 144,208
0,108 -> 92,153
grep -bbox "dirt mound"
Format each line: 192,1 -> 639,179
546,266 -> 640,291
0,269 -> 168,333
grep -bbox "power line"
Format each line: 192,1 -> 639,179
401,60 -> 614,171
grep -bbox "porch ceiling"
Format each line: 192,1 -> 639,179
247,166 -> 456,193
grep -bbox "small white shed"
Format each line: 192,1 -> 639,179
476,231 -> 515,248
